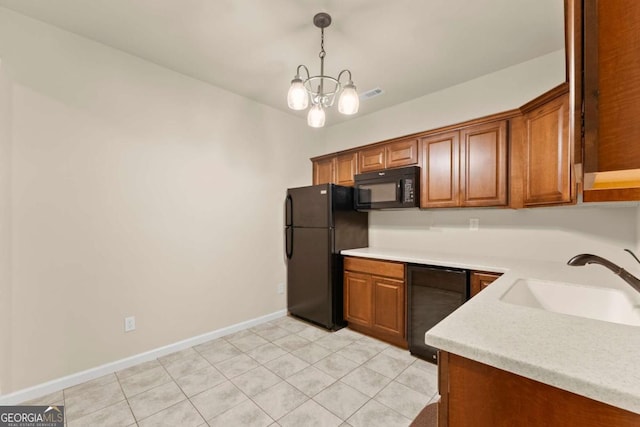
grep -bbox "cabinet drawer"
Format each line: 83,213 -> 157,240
344,257 -> 405,279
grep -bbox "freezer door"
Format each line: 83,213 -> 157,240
287,227 -> 333,328
287,184 -> 332,228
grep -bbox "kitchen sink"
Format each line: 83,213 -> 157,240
500,279 -> 640,326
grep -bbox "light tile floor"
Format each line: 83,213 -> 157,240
25,316 -> 439,427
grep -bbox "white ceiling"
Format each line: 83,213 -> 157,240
0,0 -> 565,126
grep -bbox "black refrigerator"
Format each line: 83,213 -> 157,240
285,184 -> 368,330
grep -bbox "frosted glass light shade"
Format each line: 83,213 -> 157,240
338,83 -> 359,115
287,78 -> 308,110
307,104 -> 326,128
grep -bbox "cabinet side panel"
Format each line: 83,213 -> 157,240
597,0 -> 640,171
447,353 -> 640,427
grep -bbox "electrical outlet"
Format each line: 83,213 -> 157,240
277,283 -> 285,294
469,218 -> 479,231
124,316 -> 136,332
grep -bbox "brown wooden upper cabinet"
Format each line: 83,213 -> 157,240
358,145 -> 386,173
313,152 -> 358,186
421,131 -> 460,208
335,152 -> 358,186
359,138 -> 419,173
312,156 -> 335,185
515,89 -> 573,207
387,138 -> 420,169
581,0 -> 640,201
421,121 -> 508,208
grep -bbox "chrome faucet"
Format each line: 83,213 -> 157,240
567,253 -> 640,294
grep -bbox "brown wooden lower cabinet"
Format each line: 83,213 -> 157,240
438,351 -> 640,427
343,256 -> 407,347
470,271 -> 502,297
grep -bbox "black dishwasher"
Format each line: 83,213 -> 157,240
408,264 -> 469,363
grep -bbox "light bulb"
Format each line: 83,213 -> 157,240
287,78 -> 308,110
307,104 -> 326,128
338,82 -> 359,115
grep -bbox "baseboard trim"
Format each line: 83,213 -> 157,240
0,309 -> 286,405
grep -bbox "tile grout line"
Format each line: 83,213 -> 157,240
114,371 -> 138,426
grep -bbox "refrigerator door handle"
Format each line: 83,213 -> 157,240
285,226 -> 293,259
285,195 -> 293,227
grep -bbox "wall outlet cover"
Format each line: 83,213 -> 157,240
124,316 -> 136,332
469,218 -> 480,231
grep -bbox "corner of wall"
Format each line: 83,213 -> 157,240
0,57 -> 13,395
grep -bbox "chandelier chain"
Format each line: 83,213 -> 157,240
319,27 -> 326,59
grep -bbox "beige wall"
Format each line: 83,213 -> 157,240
0,59 -> 12,394
0,7 -> 318,392
368,206 -> 640,270
324,49 -> 566,153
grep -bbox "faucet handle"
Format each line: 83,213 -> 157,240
624,248 -> 640,265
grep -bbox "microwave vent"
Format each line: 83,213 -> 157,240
360,87 -> 384,100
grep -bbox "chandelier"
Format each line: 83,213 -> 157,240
287,12 -> 359,128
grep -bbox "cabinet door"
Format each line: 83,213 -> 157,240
359,146 -> 386,172
344,271 -> 372,327
386,138 -> 419,169
421,131 -> 460,208
313,157 -> 335,185
460,121 -> 508,207
470,271 -> 502,298
523,94 -> 571,206
335,152 -> 358,187
584,0 -> 640,173
372,276 -> 405,339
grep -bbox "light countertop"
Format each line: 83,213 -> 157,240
341,247 -> 640,414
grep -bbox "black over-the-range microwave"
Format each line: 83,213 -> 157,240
354,165 -> 420,210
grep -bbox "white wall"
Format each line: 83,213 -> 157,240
0,59 -> 12,395
0,7 -> 317,392
368,205 -> 640,269
324,50 -> 566,152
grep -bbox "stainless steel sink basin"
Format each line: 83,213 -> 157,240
500,279 -> 640,326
